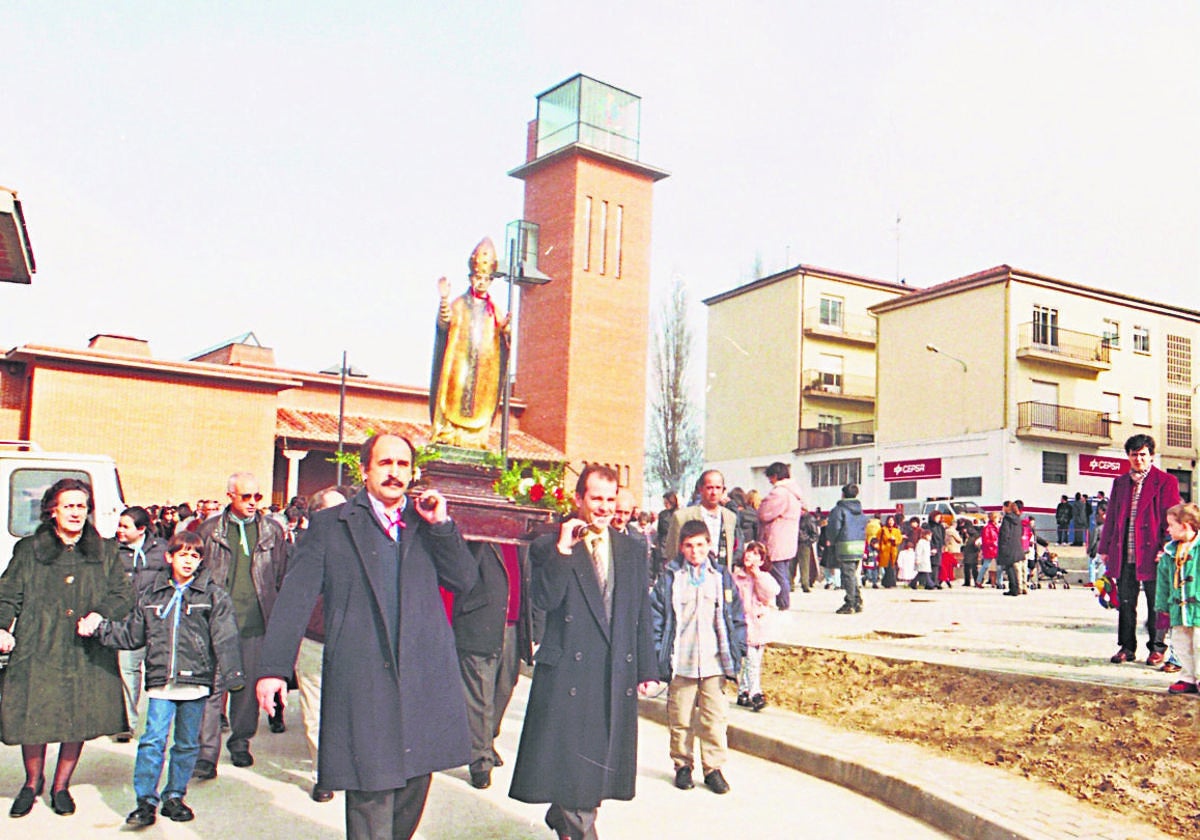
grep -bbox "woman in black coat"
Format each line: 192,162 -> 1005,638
0,478 -> 134,818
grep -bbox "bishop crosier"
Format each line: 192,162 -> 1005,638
429,238 -> 511,448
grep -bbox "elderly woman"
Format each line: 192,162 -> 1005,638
0,478 -> 133,818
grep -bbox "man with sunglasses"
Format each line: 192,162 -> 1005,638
192,472 -> 288,780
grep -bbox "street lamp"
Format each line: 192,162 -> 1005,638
926,343 -> 967,372
493,220 -> 551,469
320,353 -> 369,484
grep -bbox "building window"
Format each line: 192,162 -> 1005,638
1101,318 -> 1120,349
814,353 -> 844,392
1167,334 -> 1191,386
613,205 -> 624,279
1033,305 -> 1059,346
598,200 -> 608,275
1042,452 -> 1068,485
889,480 -> 917,501
1166,393 -> 1192,448
582,197 -> 592,272
1101,392 -> 1121,424
819,297 -> 844,330
1133,325 -> 1150,354
1133,396 -> 1151,427
808,459 -> 861,488
817,414 -> 842,430
951,477 -> 983,497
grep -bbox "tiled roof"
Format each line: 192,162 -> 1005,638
276,408 -> 566,462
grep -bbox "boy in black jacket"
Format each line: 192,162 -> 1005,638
79,531 -> 244,827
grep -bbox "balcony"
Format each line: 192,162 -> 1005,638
803,308 -> 877,345
796,420 -> 875,451
801,370 -> 875,404
1016,322 -> 1111,373
1016,401 -> 1112,445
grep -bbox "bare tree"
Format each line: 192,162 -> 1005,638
646,276 -> 701,497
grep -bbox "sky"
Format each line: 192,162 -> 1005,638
3,1 -> 1198,390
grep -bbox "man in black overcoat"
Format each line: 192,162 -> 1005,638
509,464 -> 661,840
256,434 -> 478,840
452,539 -> 536,790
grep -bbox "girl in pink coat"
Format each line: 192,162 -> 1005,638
732,541 -> 780,712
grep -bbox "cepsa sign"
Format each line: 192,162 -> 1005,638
1079,454 -> 1126,478
884,457 -> 942,482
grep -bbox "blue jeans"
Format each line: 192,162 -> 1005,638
134,695 -> 206,804
976,558 -> 993,586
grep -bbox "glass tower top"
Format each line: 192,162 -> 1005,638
535,75 -> 641,162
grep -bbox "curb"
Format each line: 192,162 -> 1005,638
638,693 -> 1171,840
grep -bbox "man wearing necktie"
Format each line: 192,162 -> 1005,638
510,464 -> 661,840
192,472 -> 288,779
256,434 -> 478,840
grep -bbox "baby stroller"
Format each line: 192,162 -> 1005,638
1033,550 -> 1070,589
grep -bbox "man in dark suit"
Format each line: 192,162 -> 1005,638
1098,434 -> 1182,665
255,434 -> 477,840
452,540 -> 535,790
509,464 -> 661,840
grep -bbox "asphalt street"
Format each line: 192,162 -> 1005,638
0,674 -> 949,839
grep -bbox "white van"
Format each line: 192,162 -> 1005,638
0,441 -> 125,574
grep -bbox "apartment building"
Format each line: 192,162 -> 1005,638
702,264 -> 910,494
863,265 -> 1197,515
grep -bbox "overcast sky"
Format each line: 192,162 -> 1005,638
4,1 -> 1197,389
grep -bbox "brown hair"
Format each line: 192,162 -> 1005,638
1166,502 -> 1200,533
741,540 -> 772,571
166,530 -> 205,558
575,463 -> 620,497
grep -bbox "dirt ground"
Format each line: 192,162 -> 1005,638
763,644 -> 1200,838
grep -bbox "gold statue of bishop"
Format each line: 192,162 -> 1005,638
429,238 -> 511,448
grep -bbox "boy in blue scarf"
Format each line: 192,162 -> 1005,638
80,531 -> 243,827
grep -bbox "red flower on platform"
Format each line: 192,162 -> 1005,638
529,483 -> 546,502
553,487 -> 565,502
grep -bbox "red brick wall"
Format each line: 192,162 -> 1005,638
26,366 -> 279,505
516,151 -> 658,495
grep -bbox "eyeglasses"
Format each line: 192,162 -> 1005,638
233,493 -> 264,502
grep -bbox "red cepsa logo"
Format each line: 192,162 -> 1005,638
884,458 -> 942,481
1078,454 -> 1125,478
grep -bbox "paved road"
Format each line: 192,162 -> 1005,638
772,567 -> 1174,692
0,675 -> 948,839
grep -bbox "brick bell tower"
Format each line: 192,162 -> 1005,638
509,75 -> 669,495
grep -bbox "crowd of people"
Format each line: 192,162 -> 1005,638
1,432 -> 1195,839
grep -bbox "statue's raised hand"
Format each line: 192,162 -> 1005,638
437,276 -> 450,299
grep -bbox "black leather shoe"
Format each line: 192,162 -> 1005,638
126,799 -> 157,827
673,765 -> 694,790
311,786 -> 334,803
750,693 -> 767,712
704,769 -> 730,795
469,768 -> 491,789
835,604 -> 854,614
160,797 -> 194,822
230,750 -> 254,768
9,778 -> 43,818
492,749 -> 503,768
191,759 -> 217,781
50,788 -> 75,815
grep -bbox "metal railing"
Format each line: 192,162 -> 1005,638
803,308 -> 878,342
796,420 -> 875,451
801,369 -> 875,400
1016,322 -> 1110,365
1017,401 -> 1111,438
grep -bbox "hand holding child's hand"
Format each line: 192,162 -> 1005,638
76,612 -> 103,637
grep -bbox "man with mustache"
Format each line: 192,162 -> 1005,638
256,434 -> 477,840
